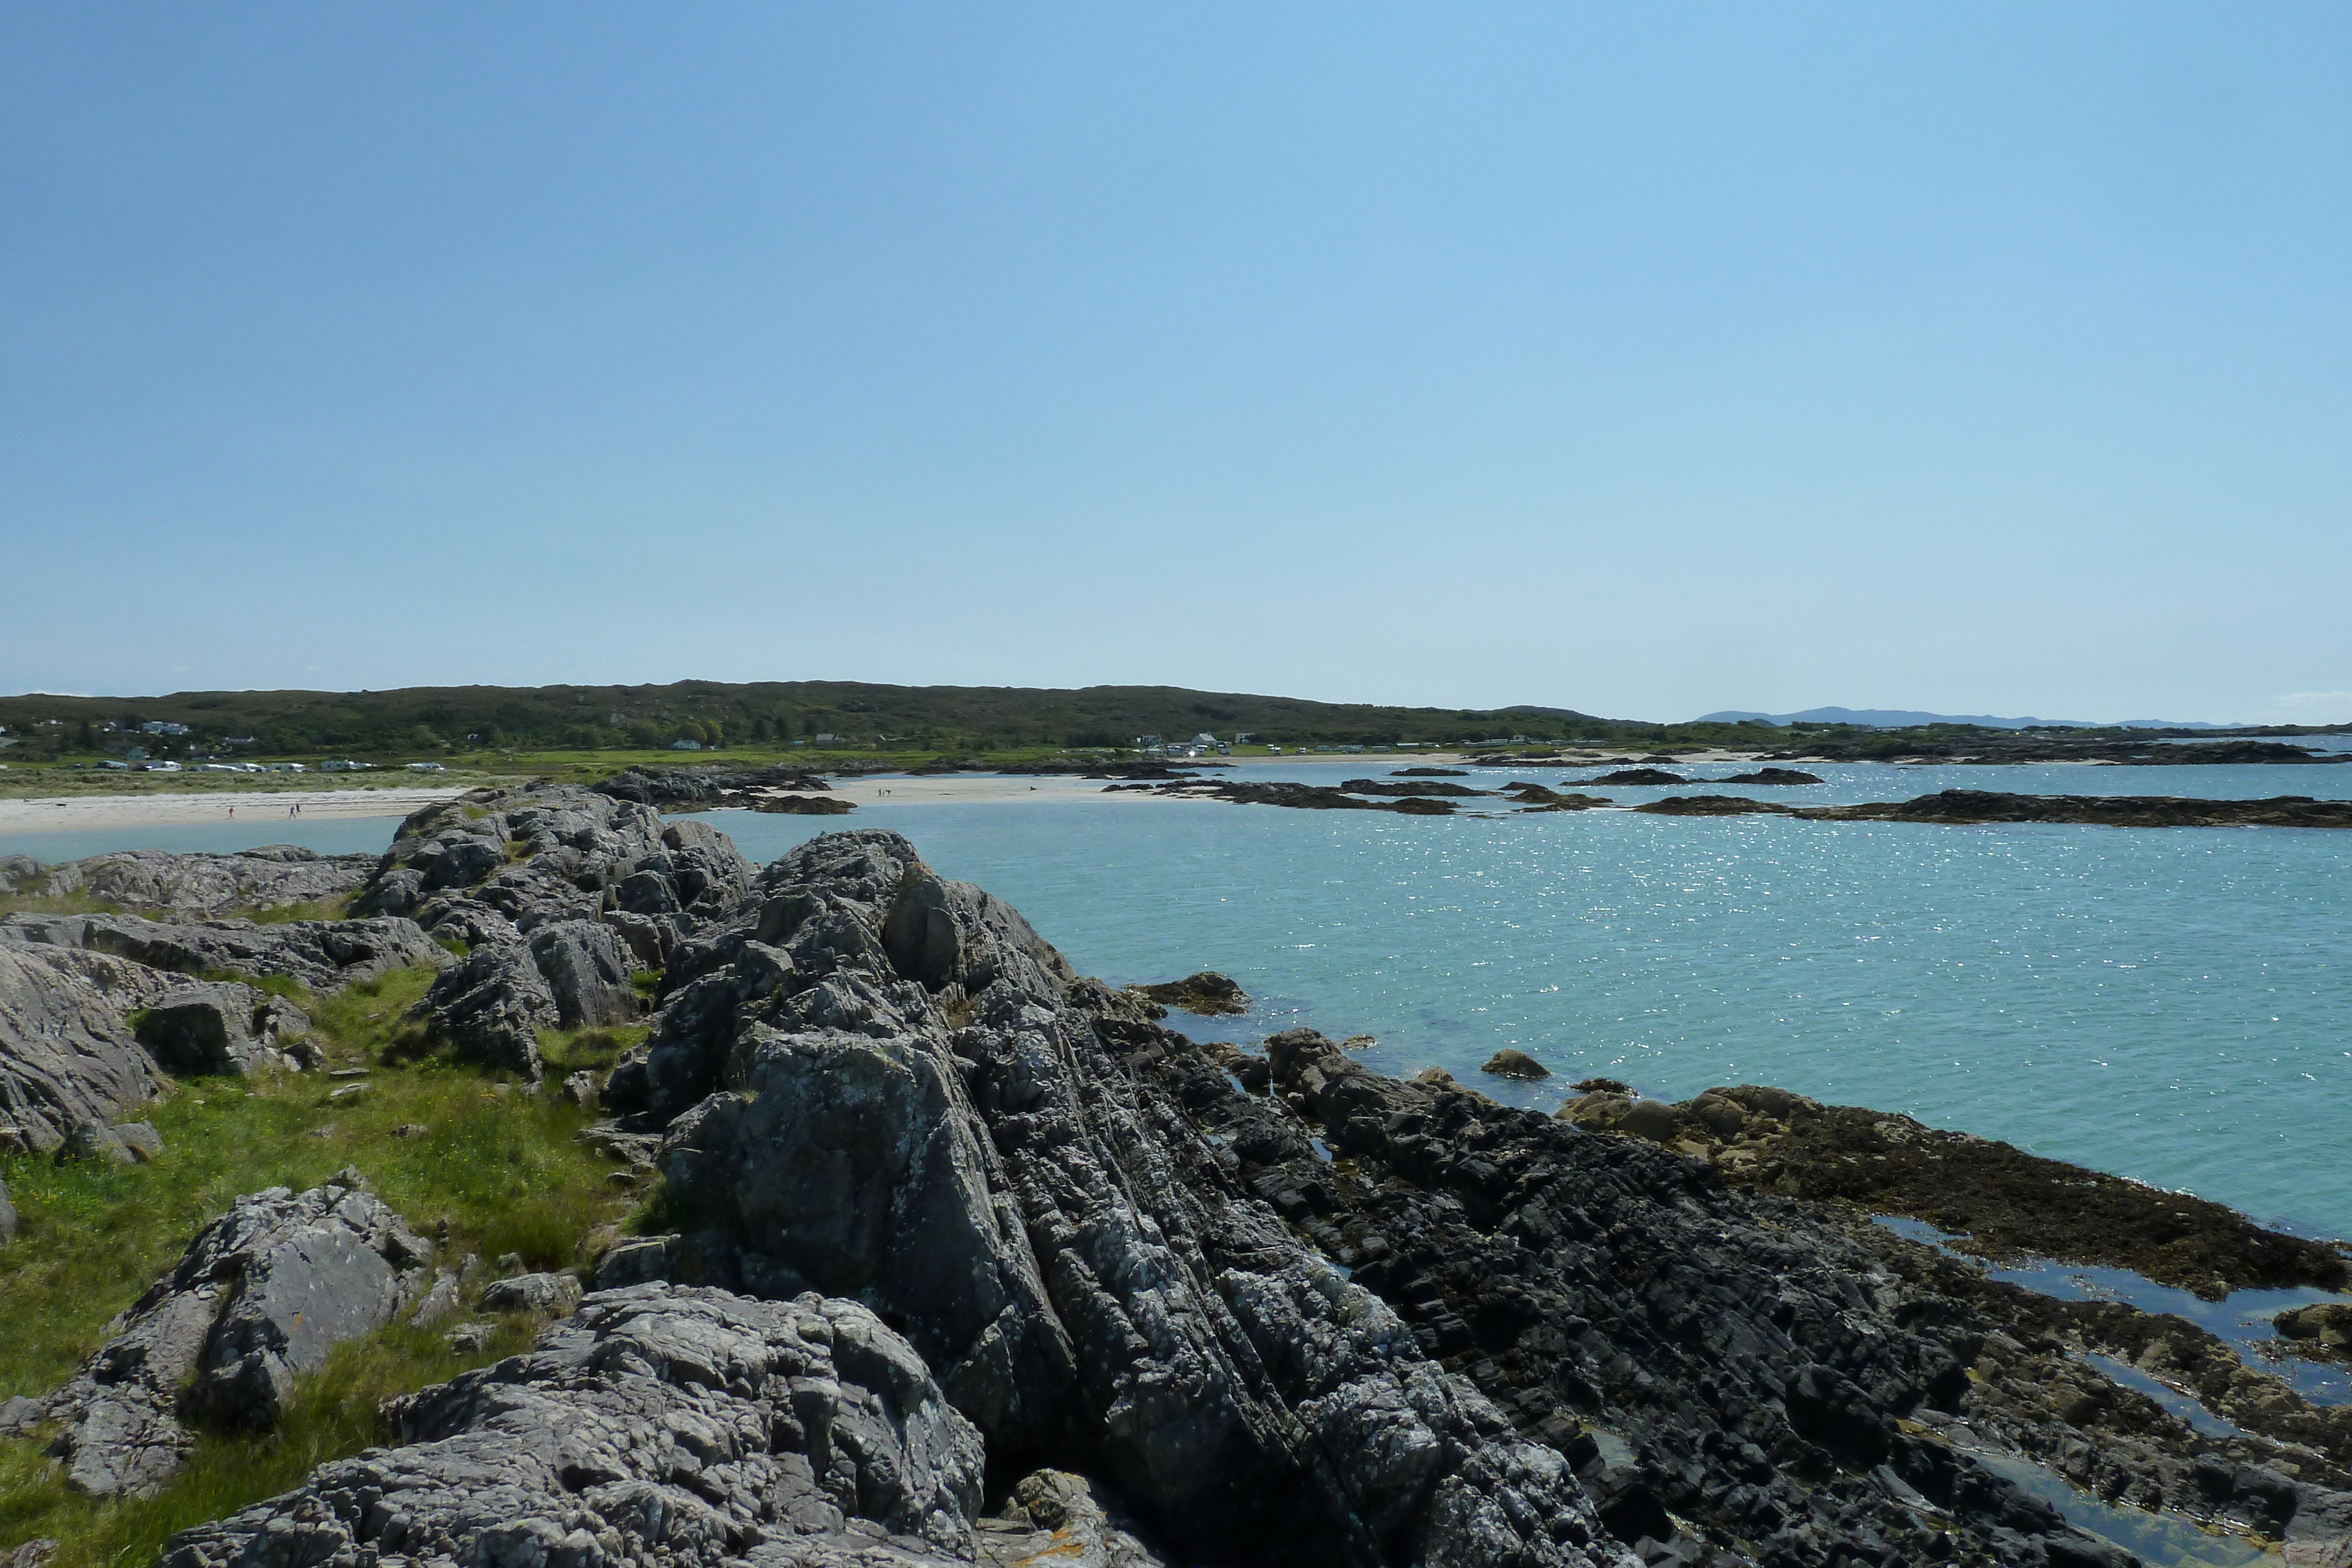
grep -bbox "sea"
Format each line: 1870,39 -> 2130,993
8,752 -> 2349,1245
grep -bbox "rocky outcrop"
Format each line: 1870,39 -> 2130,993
1558,1084 -> 2350,1298
1798,789 -> 2352,829
369,785 -> 751,1074
1479,1048 -> 1549,1079
24,847 -> 377,917
409,943 -> 561,1080
603,830 -> 1623,1566
1125,971 -> 1248,1015
35,1174 -> 431,1497
1570,768 -> 1688,785
1133,779 -> 1461,815
594,762 -> 834,809
0,1173 -> 17,1245
160,1285 -> 985,1568
1713,768 -> 1822,785
0,909 -> 445,993
1633,795 -> 1795,817
1501,784 -> 1613,812
752,794 -> 858,815
0,945 -> 171,1152
1339,780 -> 1493,798
356,784 -> 754,942
134,982 -> 312,1076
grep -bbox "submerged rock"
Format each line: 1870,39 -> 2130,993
36,1174 -> 430,1497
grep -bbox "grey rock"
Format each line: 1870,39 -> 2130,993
1,854 -> 48,894
477,1271 -> 583,1316
160,1285 -> 985,1568
526,918 -> 641,1028
0,1393 -> 38,1434
639,831 -> 1622,1566
31,847 -> 377,918
63,1118 -> 165,1164
0,1539 -> 56,1568
0,1172 -> 14,1245
356,785 -> 754,940
39,1175 -> 430,1495
562,1068 -> 600,1105
408,942 -> 557,1080
977,1470 -> 1171,1567
0,944 -> 168,1153
406,1268 -> 462,1328
134,982 -> 310,1076
0,910 -> 446,994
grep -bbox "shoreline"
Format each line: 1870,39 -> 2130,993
0,787 -> 465,835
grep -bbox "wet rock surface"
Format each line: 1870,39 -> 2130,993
1570,768 -> 1690,785
1339,778 -> 1494,798
161,1285 -> 987,1568
1559,1085 -> 2348,1298
1798,789 -> 2352,828
1125,970 -> 1249,1015
34,1174 -> 431,1497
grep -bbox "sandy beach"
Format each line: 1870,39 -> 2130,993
0,787 -> 466,835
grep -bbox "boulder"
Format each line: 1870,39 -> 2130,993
0,854 -> 42,894
408,944 -> 558,1081
2277,1303 -> 2352,1352
477,1271 -> 583,1315
524,919 -> 640,1028
978,1470 -> 1171,1567
63,1118 -> 165,1165
134,982 -> 310,1076
1125,971 -> 1249,1015
0,1173 -> 15,1245
0,945 -> 166,1153
1480,1048 -> 1550,1079
37,1174 -> 430,1496
159,1286 -> 984,1568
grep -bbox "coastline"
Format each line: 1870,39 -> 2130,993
0,787 -> 464,835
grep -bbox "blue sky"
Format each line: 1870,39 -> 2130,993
4,4 -> 2347,723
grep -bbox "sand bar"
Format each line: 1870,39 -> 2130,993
0,787 -> 466,836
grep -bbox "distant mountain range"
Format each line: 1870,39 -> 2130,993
1693,707 -> 2233,731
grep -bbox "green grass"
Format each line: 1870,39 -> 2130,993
0,964 -> 646,1561
0,1315 -> 541,1568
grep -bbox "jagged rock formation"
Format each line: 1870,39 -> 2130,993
34,1174 -> 431,1497
0,910 -> 444,993
0,944 -> 171,1152
135,982 -> 313,1076
603,830 -> 1625,1564
19,805 -> 2348,1567
13,846 -> 377,917
594,763 -> 834,809
347,784 -> 757,1075
356,784 -> 755,942
163,1285 -> 985,1568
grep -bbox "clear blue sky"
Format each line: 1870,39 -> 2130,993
5,4 -> 2347,723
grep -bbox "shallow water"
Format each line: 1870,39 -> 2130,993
691,761 -> 2352,1242
1873,1216 -> 2352,1409
12,758 -> 2349,1243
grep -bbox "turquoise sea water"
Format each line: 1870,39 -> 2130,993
689,758 -> 2352,1243
8,757 -> 2348,1241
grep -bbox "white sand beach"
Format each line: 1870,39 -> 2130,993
0,787 -> 466,835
